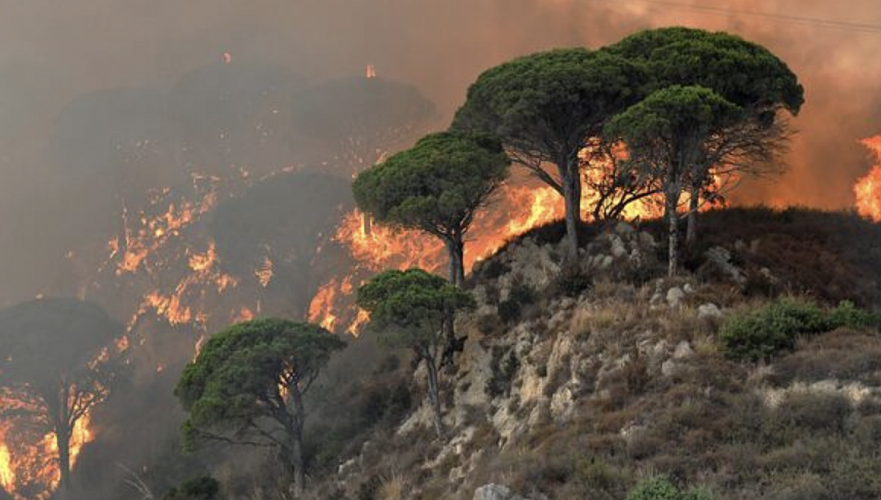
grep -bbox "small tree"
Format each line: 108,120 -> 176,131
175,319 -> 345,497
453,49 -> 645,259
357,269 -> 475,438
0,298 -> 127,500
352,131 -> 510,286
606,85 -> 742,276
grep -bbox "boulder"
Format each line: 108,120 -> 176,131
666,287 -> 686,308
474,484 -> 531,500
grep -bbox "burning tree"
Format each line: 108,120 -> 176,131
0,298 -> 127,500
210,170 -> 354,317
175,319 -> 345,498
352,131 -> 510,286
357,269 -> 474,438
453,49 -> 645,259
291,75 -> 436,176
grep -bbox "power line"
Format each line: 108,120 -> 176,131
581,0 -> 881,34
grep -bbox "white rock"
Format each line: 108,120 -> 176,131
474,484 -> 531,500
661,359 -> 678,377
698,303 -> 723,320
666,287 -> 686,308
673,341 -> 694,360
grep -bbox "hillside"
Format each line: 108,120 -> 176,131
300,207 -> 881,500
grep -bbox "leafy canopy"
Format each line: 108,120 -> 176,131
352,131 -> 510,238
175,318 -> 346,449
0,297 -> 124,388
453,48 -> 646,165
357,269 -> 475,353
607,27 -> 804,117
605,85 -> 742,152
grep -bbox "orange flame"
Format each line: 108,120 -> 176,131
854,136 -> 881,221
0,395 -> 94,500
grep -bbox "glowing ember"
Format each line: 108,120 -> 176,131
854,136 -> 881,222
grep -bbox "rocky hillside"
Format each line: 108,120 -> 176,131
304,208 -> 881,500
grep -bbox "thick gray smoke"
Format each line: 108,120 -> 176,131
1,0 -> 880,306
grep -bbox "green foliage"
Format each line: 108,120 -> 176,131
682,486 -> 717,500
605,85 -> 742,149
627,477 -> 716,500
719,299 -> 827,362
352,130 -> 510,235
453,48 -> 646,159
357,269 -> 475,356
163,476 -> 220,500
829,300 -> 879,330
626,477 -> 681,500
719,298 -> 877,362
175,318 -> 346,451
607,27 -> 804,116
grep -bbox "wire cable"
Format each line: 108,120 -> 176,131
581,0 -> 881,34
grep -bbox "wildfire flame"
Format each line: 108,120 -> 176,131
0,394 -> 94,500
854,136 -> 881,221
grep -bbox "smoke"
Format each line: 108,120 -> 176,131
1,1 -> 880,497
1,0 -> 879,305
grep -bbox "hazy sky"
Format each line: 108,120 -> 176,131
0,0 -> 880,303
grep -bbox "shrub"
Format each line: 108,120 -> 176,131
828,300 -> 878,330
498,283 -> 537,324
626,477 -> 717,500
626,477 -> 680,500
163,477 -> 220,500
554,265 -> 593,297
719,299 -> 830,362
682,487 -> 717,500
487,349 -> 520,398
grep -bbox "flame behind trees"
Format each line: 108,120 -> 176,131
0,298 -> 128,500
353,131 -> 511,286
453,48 -> 647,260
854,136 -> 881,221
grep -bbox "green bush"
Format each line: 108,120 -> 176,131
626,477 -> 680,500
719,299 -> 830,362
626,477 -> 717,500
829,300 -> 878,330
720,298 -> 878,362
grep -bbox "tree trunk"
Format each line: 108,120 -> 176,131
55,384 -> 72,500
667,196 -> 680,277
560,159 -> 582,261
287,389 -> 306,498
686,183 -> 700,247
425,358 -> 444,439
445,237 -> 466,287
57,431 -> 71,500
